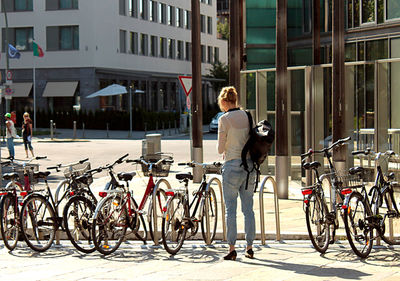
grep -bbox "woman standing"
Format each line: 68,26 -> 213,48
22,112 -> 34,158
217,86 -> 256,260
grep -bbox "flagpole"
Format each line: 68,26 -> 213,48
33,56 -> 36,131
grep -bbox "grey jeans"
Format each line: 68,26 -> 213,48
222,158 -> 256,246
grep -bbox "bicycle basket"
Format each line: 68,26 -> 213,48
63,162 -> 93,185
336,170 -> 364,189
141,154 -> 173,177
14,163 -> 39,185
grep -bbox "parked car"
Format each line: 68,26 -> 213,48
209,112 -> 224,133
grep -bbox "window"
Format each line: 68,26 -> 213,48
129,0 -> 138,17
387,0 -> 400,20
185,10 -> 191,29
214,47 -> 219,62
201,15 -> 206,33
362,0 -> 375,24
168,5 -> 175,26
207,16 -> 212,34
139,0 -> 148,20
15,0 -> 33,11
176,8 -> 183,27
168,38 -> 175,59
177,40 -> 184,60
120,30 -> 126,53
1,27 -> 33,51
185,42 -> 191,61
159,3 -> 166,24
201,44 -> 205,62
207,46 -> 213,63
46,25 -> 79,51
140,33 -> 148,55
130,32 -> 138,54
150,0 -> 157,22
46,0 -> 78,10
208,0 -> 212,5
159,37 -> 167,58
150,35 -> 157,56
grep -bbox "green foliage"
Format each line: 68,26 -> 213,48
207,61 -> 229,93
217,18 -> 229,40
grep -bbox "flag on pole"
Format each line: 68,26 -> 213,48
33,42 -> 44,57
8,44 -> 21,59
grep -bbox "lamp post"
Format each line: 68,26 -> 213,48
129,85 -> 133,138
1,0 -> 11,113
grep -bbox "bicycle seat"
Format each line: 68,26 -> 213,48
302,161 -> 321,170
176,172 -> 193,181
33,171 -> 51,179
2,172 -> 19,181
117,172 -> 136,182
349,166 -> 364,175
76,174 -> 91,185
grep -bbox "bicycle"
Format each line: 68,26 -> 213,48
301,136 -> 351,253
91,154 -> 173,255
62,154 -> 129,253
161,161 -> 222,255
0,157 -> 47,251
342,149 -> 400,258
19,158 -> 90,252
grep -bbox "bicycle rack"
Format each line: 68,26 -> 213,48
259,176 -> 281,244
205,177 -> 226,244
152,178 -> 172,246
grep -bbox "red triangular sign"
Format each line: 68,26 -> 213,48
179,76 -> 192,96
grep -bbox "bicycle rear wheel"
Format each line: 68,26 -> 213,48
63,195 -> 96,253
20,194 -> 57,252
0,193 -> 20,251
343,192 -> 373,258
129,197 -> 148,243
201,187 -> 218,244
92,195 -> 127,255
149,188 -> 167,243
381,189 -> 400,245
162,193 -> 187,255
305,192 -> 330,253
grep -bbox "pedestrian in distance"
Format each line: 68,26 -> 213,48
5,112 -> 17,159
22,112 -> 34,158
217,86 -> 256,260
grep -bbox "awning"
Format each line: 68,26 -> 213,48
86,84 -> 127,98
10,82 -> 32,97
42,81 -> 78,97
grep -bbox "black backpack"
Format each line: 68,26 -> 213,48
241,111 -> 275,191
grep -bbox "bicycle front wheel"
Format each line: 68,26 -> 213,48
149,188 -> 167,243
92,195 -> 127,255
63,195 -> 96,253
305,192 -> 330,253
20,194 -> 57,252
381,189 -> 400,245
162,193 -> 187,255
0,193 -> 20,251
201,187 -> 218,244
343,192 -> 373,258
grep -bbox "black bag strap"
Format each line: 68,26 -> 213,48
241,111 -> 254,172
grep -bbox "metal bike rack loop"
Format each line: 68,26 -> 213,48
205,177 -> 226,244
259,176 -> 281,244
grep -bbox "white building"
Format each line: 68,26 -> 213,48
0,0 -> 227,114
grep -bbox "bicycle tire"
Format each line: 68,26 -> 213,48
380,188 -> 400,245
343,192 -> 373,258
305,192 -> 330,253
63,195 -> 96,253
20,194 -> 57,252
149,188 -> 167,243
130,197 -> 148,243
0,193 -> 20,251
201,187 -> 218,244
162,193 -> 187,255
92,195 -> 127,255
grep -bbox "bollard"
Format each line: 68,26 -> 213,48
162,121 -> 165,136
50,120 -> 54,140
156,121 -> 158,133
168,121 -> 171,136
144,122 -> 147,138
54,123 -> 57,137
106,123 -> 109,138
73,121 -> 77,139
82,123 -> 85,138
174,120 -> 177,134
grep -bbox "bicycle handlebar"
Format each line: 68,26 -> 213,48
301,136 -> 351,158
127,156 -> 173,167
47,158 -> 89,172
352,148 -> 371,156
178,161 -> 223,168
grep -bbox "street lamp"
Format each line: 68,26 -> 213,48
129,85 -> 133,138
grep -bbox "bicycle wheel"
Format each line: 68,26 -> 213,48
129,197 -> 148,243
149,188 -> 167,243
380,189 -> 400,245
162,193 -> 187,255
305,192 -> 330,253
92,195 -> 127,255
201,187 -> 218,244
20,194 -> 57,252
63,195 -> 96,253
0,193 -> 20,251
343,192 -> 373,258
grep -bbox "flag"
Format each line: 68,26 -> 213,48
8,44 -> 21,59
33,41 -> 44,57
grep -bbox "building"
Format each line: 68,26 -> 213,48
0,0 -> 227,116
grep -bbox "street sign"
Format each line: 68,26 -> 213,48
4,87 -> 12,100
186,95 -> 191,110
6,70 -> 12,81
178,76 -> 192,96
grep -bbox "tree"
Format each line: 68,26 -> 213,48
217,18 -> 229,40
207,61 -> 229,93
